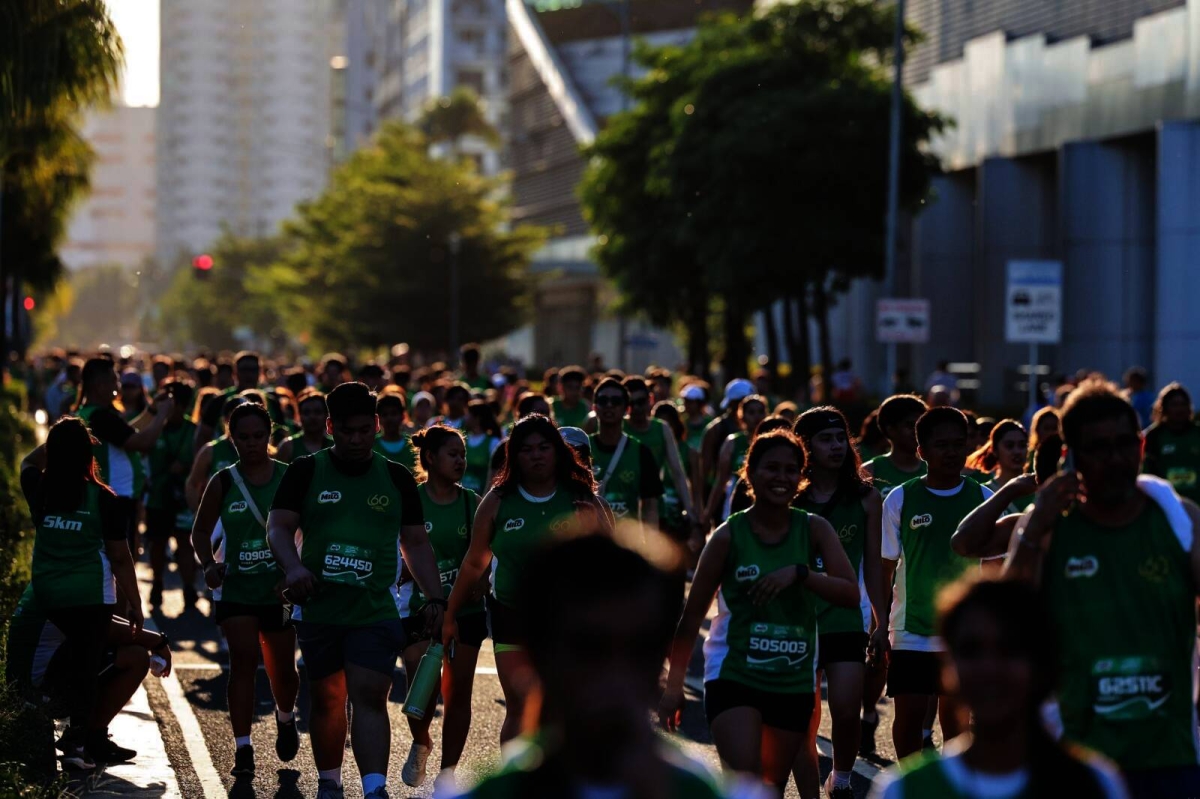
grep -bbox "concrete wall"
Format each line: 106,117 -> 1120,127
1156,122 -> 1200,393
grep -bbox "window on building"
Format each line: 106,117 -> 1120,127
455,69 -> 485,95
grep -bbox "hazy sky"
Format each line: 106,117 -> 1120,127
108,0 -> 159,107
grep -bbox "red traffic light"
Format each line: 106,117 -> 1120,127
23,296 -> 34,311
193,254 -> 214,271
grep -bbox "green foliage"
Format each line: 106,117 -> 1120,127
580,0 -> 947,372
155,234 -> 290,352
262,122 -> 544,353
418,86 -> 501,148
41,263 -> 140,348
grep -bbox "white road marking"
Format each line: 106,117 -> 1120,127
173,663 -> 502,676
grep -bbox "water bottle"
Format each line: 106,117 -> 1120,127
402,642 -> 444,720
149,655 -> 168,677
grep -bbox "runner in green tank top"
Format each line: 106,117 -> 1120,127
882,407 -> 989,760
191,403 -> 299,778
1143,383 -> 1200,504
704,396 -> 768,525
873,579 -> 1129,799
398,426 -> 486,788
461,399 -> 502,495
792,407 -> 888,798
145,380 -> 200,608
268,383 -> 445,798
550,365 -> 590,428
372,388 -> 417,472
589,378 -> 664,525
445,415 -> 609,747
276,388 -> 333,464
661,430 -> 859,792
1007,381 -> 1200,787
863,394 -> 929,499
21,416 -> 144,769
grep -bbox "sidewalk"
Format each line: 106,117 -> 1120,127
73,683 -> 182,798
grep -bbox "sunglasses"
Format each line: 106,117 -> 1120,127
594,395 -> 626,408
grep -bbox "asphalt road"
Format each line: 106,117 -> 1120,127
136,558 -> 901,798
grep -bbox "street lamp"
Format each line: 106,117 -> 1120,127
448,232 -> 462,357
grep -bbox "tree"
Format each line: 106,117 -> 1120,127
40,263 -> 138,348
580,0 -> 946,381
418,86 -> 501,154
154,233 -> 290,352
260,122 -> 544,354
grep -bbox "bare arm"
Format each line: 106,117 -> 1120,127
802,515 -> 860,607
703,437 -> 734,523
664,525 -> 731,698
105,539 -> 143,632
122,398 -> 173,452
268,507 -> 317,603
399,522 -> 444,601
881,557 -> 898,616
276,437 -> 294,464
446,491 -> 499,619
953,475 -> 1037,558
186,444 -> 214,511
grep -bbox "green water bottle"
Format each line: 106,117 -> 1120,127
402,642 -> 444,719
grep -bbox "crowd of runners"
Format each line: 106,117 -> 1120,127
8,343 -> 1200,798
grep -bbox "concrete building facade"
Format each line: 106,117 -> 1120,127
823,0 -> 1200,406
156,0 -> 332,267
61,106 -> 157,272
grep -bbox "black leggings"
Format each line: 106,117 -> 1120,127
43,604 -> 114,737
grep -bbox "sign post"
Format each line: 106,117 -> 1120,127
1005,260 -> 1062,410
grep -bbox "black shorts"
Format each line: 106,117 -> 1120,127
214,601 -> 292,632
145,507 -> 185,538
886,649 -> 944,697
403,610 -> 487,649
818,632 -> 868,669
295,618 -> 406,681
704,679 -> 814,732
486,597 -> 526,649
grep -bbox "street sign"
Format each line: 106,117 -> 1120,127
1005,260 -> 1062,344
875,298 -> 930,343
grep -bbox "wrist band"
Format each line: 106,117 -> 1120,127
426,598 -> 449,608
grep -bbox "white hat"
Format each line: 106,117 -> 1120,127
720,378 -> 755,410
412,390 -> 436,408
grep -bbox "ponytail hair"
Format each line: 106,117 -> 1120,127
37,417 -> 112,514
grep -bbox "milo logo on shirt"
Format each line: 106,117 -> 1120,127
323,543 -> 374,583
909,513 -> 933,530
735,564 -> 760,582
1065,555 -> 1099,579
42,515 -> 83,532
229,501 -> 248,513
317,490 -> 342,504
1093,657 -> 1171,720
504,517 -> 525,532
238,540 -> 274,572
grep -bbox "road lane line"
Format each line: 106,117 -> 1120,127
174,663 -> 503,676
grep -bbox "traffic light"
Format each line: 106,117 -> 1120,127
23,296 -> 34,311
193,254 -> 214,279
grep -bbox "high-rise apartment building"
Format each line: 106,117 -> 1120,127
61,105 -> 157,272
156,0 -> 332,267
375,0 -> 508,173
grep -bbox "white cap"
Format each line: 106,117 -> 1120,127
558,427 -> 590,450
412,390 -> 436,408
720,378 -> 755,410
681,385 -> 706,402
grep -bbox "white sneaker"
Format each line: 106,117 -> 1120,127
433,768 -> 458,798
401,742 -> 431,787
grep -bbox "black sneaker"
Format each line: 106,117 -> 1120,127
275,715 -> 299,762
87,732 -> 137,763
61,742 -> 96,771
859,712 -> 879,757
231,745 -> 255,777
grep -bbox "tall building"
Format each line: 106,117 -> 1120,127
505,0 -> 750,369
813,0 -> 1200,405
375,0 -> 508,173
156,0 -> 333,267
60,106 -> 157,272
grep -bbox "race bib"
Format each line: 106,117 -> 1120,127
1092,656 -> 1172,721
322,543 -> 375,585
237,538 -> 275,573
746,623 -> 811,673
436,557 -> 461,595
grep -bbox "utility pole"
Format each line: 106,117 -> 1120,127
882,0 -> 905,396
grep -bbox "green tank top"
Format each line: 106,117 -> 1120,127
624,418 -> 668,471
550,397 -> 590,429
216,461 -> 287,606
463,434 -> 497,494
685,416 -> 713,455
286,433 -> 334,464
886,752 -> 1034,798
297,450 -> 407,624
147,420 -> 195,510
372,433 -> 416,472
403,484 -> 483,618
76,404 -> 145,499
894,479 -> 983,638
797,492 -> 868,634
208,436 -> 239,477
730,432 -> 750,476
704,509 -> 818,693
491,486 -> 578,607
867,453 -> 926,497
32,482 -> 115,607
1044,502 -> 1198,770
1145,424 -> 1200,504
589,433 -> 645,521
